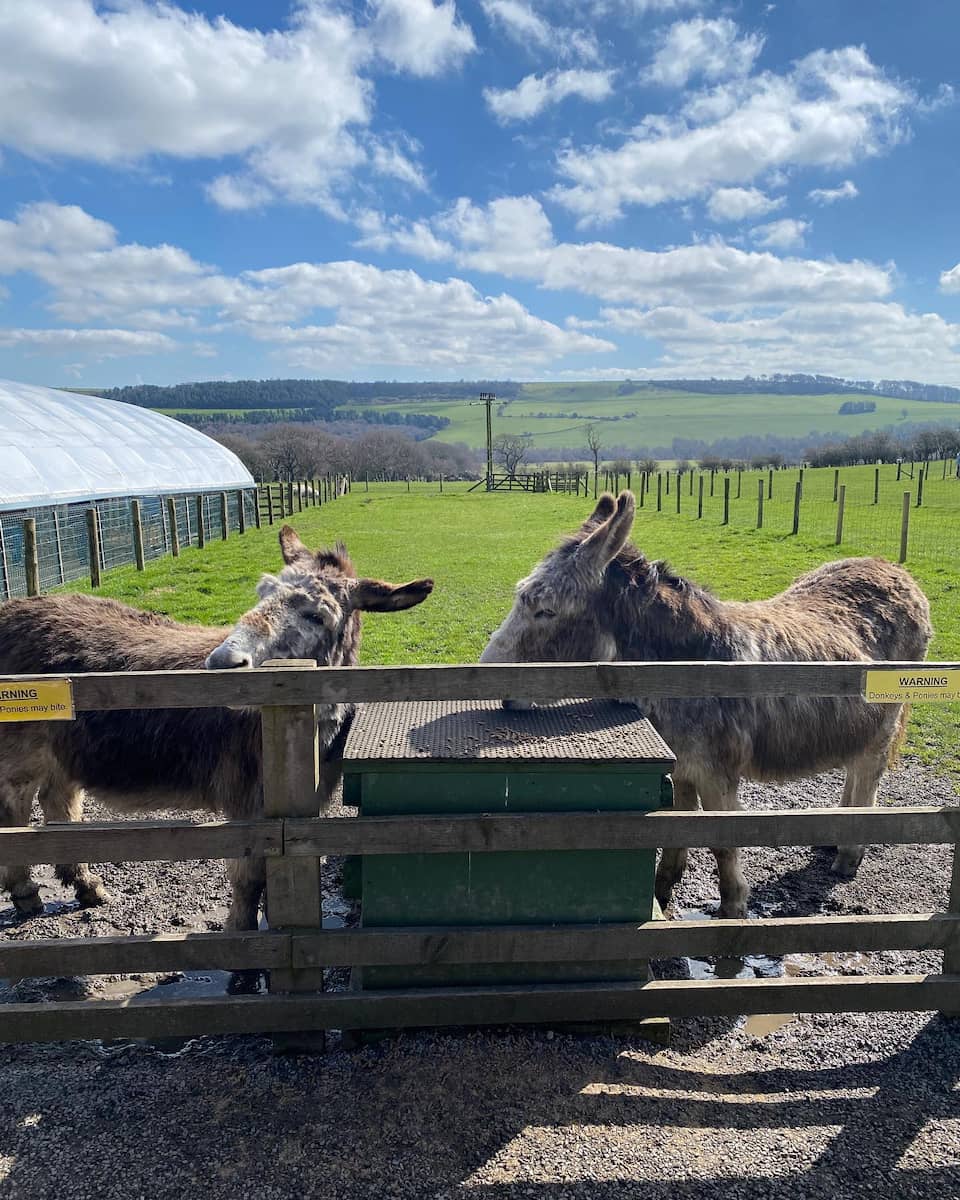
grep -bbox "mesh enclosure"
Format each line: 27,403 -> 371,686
0,489 -> 258,600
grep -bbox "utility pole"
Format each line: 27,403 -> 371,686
479,391 -> 495,491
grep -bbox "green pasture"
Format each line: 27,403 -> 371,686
62,467 -> 960,776
339,383 -> 960,452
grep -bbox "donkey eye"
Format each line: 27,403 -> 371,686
534,609 -> 556,620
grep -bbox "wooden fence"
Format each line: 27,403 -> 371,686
1,660 -> 959,1045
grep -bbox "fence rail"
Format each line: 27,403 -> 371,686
1,658 -> 959,1045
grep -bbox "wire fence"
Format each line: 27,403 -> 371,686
631,462 -> 959,567
0,480 -> 349,601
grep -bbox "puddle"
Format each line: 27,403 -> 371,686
679,907 -> 784,982
744,1013 -> 795,1037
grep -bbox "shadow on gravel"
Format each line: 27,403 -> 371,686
1,1017 -> 958,1199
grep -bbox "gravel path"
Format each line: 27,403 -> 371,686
1,758 -> 959,1199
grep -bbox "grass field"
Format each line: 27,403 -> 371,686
61,468 -> 960,778
339,383 -> 960,452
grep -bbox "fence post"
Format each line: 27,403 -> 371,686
23,518 -> 40,596
165,498 -> 180,558
675,475 -> 681,514
237,490 -> 246,534
767,469 -> 773,501
638,472 -> 646,508
833,469 -> 839,502
874,467 -> 880,505
736,469 -> 742,500
757,478 -> 764,529
656,472 -> 662,512
665,471 -> 670,496
131,500 -> 145,571
791,480 -> 801,535
296,482 -> 303,514
260,660 -> 324,1050
835,484 -> 846,545
220,493 -> 229,541
798,466 -> 804,499
916,471 -> 924,508
897,460 -> 902,481
287,480 -> 294,514
439,473 -> 444,493
899,491 -> 910,563
943,843 -> 960,987
710,470 -> 715,498
689,469 -> 694,496
266,486 -> 275,526
253,489 -> 262,530
697,474 -> 704,519
86,508 -> 102,587
195,495 -> 206,550
723,477 -> 730,526
51,511 -> 65,585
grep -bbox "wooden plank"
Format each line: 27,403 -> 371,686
284,806 -> 960,857
0,930 -> 291,979
261,661 -> 324,1004
165,497 -> 180,558
0,819 -> 281,867
291,914 -> 960,968
131,499 -> 145,570
1,975 -> 957,1043
22,518 -> 40,596
195,494 -> 206,549
86,507 -> 102,586
4,659 -> 958,713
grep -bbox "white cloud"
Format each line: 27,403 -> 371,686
808,179 -> 859,204
751,218 -> 810,249
0,0 -> 472,212
484,70 -> 615,122
237,263 -> 614,369
598,301 -> 960,383
706,187 -> 784,222
551,46 -> 912,223
646,18 -> 764,88
369,0 -> 475,76
0,201 -> 610,373
0,328 -> 176,358
358,196 -> 891,309
480,0 -> 600,62
939,263 -> 960,293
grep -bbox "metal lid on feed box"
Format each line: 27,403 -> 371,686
343,699 -> 675,768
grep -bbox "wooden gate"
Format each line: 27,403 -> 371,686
1,660 -> 958,1043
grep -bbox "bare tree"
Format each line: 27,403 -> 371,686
585,424 -> 603,497
493,433 -> 532,476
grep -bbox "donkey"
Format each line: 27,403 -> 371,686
480,491 -> 932,919
0,525 -> 433,930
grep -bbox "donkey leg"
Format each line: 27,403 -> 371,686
38,781 -> 110,907
655,779 -> 698,912
699,779 -> 749,919
0,774 -> 43,916
832,751 -> 886,878
227,857 -> 266,932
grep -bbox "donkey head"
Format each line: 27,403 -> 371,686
480,491 -> 654,702
205,525 -> 434,669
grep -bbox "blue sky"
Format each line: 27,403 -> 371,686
0,0 -> 958,388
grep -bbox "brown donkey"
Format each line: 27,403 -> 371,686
481,492 -> 932,918
0,525 -> 433,928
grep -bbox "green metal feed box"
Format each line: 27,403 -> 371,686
342,699 -> 675,988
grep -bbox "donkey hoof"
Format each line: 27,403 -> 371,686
77,883 -> 110,907
830,851 -> 863,879
12,889 -> 44,917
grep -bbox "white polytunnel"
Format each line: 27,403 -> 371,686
0,378 -> 253,512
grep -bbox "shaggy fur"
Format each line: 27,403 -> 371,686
0,525 -> 433,930
481,492 -> 933,918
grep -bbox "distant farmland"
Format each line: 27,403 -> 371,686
339,383 -> 960,452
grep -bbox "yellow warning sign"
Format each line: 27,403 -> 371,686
0,679 -> 75,722
864,669 -> 960,703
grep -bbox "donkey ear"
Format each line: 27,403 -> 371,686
353,577 -> 435,612
279,525 -> 310,565
581,493 -> 617,530
577,490 -> 635,568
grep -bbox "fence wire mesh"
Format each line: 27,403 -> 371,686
632,463 -> 958,570
0,488 -> 259,600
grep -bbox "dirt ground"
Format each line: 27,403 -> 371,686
1,758 -> 959,1200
